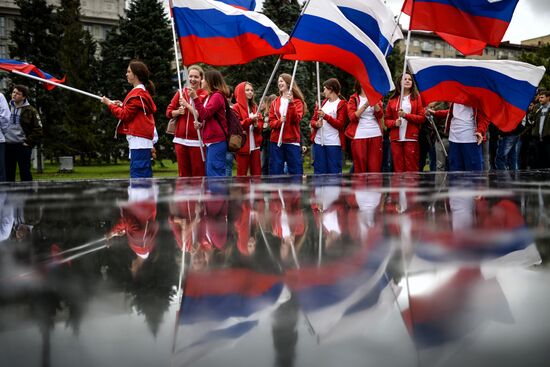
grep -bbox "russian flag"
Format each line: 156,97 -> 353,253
284,0 -> 394,104
284,239 -> 394,334
403,0 -> 519,55
0,58 -> 65,91
335,0 -> 403,55
407,57 -> 546,132
171,0 -> 293,66
175,268 -> 289,364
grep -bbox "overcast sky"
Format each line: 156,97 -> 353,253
248,0 -> 550,44
384,0 -> 550,43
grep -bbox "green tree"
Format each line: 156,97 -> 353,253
56,0 -> 101,164
9,0 -> 63,162
98,0 -> 173,164
520,44 -> 550,91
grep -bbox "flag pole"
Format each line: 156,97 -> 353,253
168,0 -> 205,161
10,70 -> 102,100
276,0 -> 315,147
256,57 -> 282,120
277,60 -> 299,147
397,29 -> 412,114
316,62 -> 324,146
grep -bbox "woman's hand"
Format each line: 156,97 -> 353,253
373,104 -> 380,112
398,109 -> 406,118
318,110 -> 325,120
188,89 -> 197,99
395,118 -> 402,127
194,121 -> 203,130
475,132 -> 483,145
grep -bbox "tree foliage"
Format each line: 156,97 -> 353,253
9,0 -> 63,160
56,0 -> 101,163
520,44 -> 550,92
99,0 -> 174,164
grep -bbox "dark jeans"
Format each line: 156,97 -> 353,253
5,143 -> 32,182
448,142 -> 483,171
129,148 -> 153,178
495,134 -> 521,170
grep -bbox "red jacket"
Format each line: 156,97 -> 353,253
233,82 -> 262,154
384,94 -> 425,142
345,93 -> 383,139
310,98 -> 347,147
111,200 -> 159,258
193,91 -> 227,144
110,86 -> 156,139
165,88 -> 208,140
433,103 -> 489,137
269,96 -> 304,144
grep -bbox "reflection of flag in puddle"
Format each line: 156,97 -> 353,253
398,266 -> 519,367
174,268 -> 289,365
285,240 -> 395,337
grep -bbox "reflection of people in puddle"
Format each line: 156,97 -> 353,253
270,188 -> 306,266
107,182 -> 159,277
0,192 -> 14,242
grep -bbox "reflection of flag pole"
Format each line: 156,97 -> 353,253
10,70 -> 102,100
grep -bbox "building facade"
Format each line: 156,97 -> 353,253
522,34 -> 550,47
0,0 -> 126,59
397,30 -> 538,61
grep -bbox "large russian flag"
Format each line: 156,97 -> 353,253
175,268 -> 289,364
407,57 -> 545,132
171,0 -> 293,66
335,0 -> 403,55
407,0 -> 518,46
0,58 -> 65,91
284,0 -> 394,104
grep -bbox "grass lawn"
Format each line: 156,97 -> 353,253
28,153 -> 351,181
32,160 -> 179,180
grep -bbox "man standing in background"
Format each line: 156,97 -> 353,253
5,85 -> 42,182
0,91 -> 11,181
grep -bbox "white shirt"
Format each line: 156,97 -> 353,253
398,95 -> 415,142
314,99 -> 341,146
539,104 -> 549,138
249,110 -> 259,151
449,103 -> 477,143
355,96 -> 382,139
279,97 -> 289,118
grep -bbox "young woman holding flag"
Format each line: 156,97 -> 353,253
268,73 -> 306,176
310,78 -> 347,174
233,81 -> 262,176
187,69 -> 230,177
166,64 -> 208,177
102,60 -> 157,179
384,73 -> 426,172
346,80 -> 384,173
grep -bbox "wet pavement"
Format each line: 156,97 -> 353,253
1,172 -> 549,367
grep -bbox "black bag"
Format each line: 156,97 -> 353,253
220,100 -> 247,152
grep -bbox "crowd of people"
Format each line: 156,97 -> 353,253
1,60 -> 548,181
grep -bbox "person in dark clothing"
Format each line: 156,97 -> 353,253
5,85 -> 42,182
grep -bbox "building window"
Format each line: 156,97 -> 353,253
0,45 -> 7,59
0,17 -> 5,38
413,40 -> 420,47
435,42 -> 442,50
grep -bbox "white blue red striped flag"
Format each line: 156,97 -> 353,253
407,57 -> 545,132
171,0 -> 293,66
